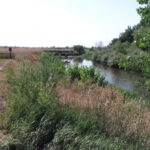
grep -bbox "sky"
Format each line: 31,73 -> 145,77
0,0 -> 141,47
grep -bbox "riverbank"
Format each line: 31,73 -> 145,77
72,58 -> 150,99
78,47 -> 150,93
1,53 -> 150,149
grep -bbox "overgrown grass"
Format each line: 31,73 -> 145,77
1,53 -> 150,150
0,53 -> 15,59
56,81 -> 150,143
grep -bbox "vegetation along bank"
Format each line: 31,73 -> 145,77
80,0 -> 150,92
0,53 -> 150,149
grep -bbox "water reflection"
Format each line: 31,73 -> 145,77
71,59 -> 141,92
94,62 -> 140,91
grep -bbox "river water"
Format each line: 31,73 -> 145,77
69,59 -> 147,96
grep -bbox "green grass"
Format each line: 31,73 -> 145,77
1,53 -> 150,150
0,53 -> 15,59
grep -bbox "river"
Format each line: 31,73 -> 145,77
68,59 -> 148,98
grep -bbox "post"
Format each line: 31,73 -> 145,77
9,47 -> 12,58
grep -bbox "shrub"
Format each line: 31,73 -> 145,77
118,53 -> 150,91
66,63 -> 107,86
73,45 -> 85,55
6,54 -> 65,146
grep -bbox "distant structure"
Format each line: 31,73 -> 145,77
8,47 -> 12,58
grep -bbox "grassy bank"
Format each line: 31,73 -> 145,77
0,53 -> 15,59
1,54 -> 150,150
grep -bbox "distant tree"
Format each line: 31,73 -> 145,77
89,46 -> 94,51
119,26 -> 134,43
109,38 -> 119,45
73,45 -> 85,55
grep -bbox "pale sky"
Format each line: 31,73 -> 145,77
0,0 -> 140,47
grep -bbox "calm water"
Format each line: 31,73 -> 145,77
70,59 -> 143,93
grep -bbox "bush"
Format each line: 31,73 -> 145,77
118,53 -> 150,91
73,45 -> 85,55
66,63 -> 107,86
6,54 -> 65,146
134,26 -> 150,51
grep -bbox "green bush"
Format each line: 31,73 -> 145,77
6,54 -> 65,146
66,63 -> 107,86
73,45 -> 85,55
118,53 -> 150,91
134,26 -> 150,51
81,50 -> 93,60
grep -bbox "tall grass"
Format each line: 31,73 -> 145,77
56,81 -> 150,145
3,54 -> 64,148
1,53 -> 150,149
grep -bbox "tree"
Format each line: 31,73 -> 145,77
137,0 -> 150,25
73,45 -> 85,55
109,38 -> 119,45
112,41 -> 129,54
134,26 -> 150,51
119,26 -> 134,43
135,0 -> 150,51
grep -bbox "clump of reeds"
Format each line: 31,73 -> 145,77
55,81 -> 150,143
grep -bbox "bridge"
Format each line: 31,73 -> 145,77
44,49 -> 80,56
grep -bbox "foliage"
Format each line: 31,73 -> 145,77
113,41 -> 130,54
136,0 -> 150,51
6,54 -> 64,143
40,53 -> 65,83
81,50 -> 93,60
73,45 -> 85,55
66,63 -> 107,86
73,55 -> 84,62
75,49 -> 93,61
110,38 -> 119,45
0,53 -> 15,59
2,53 -> 150,150
137,0 -> 150,25
134,26 -> 150,51
119,26 -> 134,43
118,53 -> 150,91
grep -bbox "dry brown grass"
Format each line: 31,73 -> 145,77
0,81 -> 8,129
55,81 -> 150,142
0,47 -> 43,54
